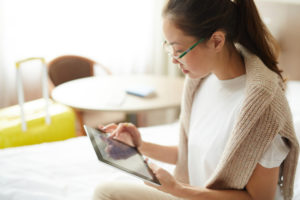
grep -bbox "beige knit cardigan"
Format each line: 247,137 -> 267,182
174,46 -> 299,200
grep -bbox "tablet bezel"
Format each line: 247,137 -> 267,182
84,125 -> 161,185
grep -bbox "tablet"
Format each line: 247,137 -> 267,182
84,125 -> 160,185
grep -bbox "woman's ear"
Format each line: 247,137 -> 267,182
208,31 -> 226,52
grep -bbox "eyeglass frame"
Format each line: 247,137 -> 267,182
163,38 -> 205,60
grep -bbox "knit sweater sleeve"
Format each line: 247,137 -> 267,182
173,123 -> 189,183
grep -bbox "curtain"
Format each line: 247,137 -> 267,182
0,0 -> 175,108
0,0 -> 6,108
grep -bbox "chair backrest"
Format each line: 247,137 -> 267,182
48,55 -> 96,86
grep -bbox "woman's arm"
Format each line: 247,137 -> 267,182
147,163 -> 279,200
181,164 -> 279,200
245,164 -> 279,200
139,142 -> 178,165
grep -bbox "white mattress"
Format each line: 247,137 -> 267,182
1,81 -> 300,200
0,123 -> 179,200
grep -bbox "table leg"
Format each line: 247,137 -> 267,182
126,113 -> 137,126
74,110 -> 85,136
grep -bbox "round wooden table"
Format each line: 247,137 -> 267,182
51,75 -> 184,132
52,75 -> 184,113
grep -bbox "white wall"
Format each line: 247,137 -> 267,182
0,0 -> 167,108
256,0 -> 300,80
0,0 -> 6,108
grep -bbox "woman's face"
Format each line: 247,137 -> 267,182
163,18 -> 216,79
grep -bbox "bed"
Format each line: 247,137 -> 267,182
1,81 -> 300,200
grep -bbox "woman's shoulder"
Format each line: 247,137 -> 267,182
240,45 -> 284,96
238,46 -> 292,124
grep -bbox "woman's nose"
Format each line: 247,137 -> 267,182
172,57 -> 180,64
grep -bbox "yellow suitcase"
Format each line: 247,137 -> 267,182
0,58 -> 76,149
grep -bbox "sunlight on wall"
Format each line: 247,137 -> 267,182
3,0 -> 155,73
0,0 -> 163,107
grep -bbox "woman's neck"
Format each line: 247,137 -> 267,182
213,45 -> 245,80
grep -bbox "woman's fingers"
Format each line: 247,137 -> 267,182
148,161 -> 160,174
122,123 -> 142,147
106,123 -> 133,146
98,123 -> 118,133
98,123 -> 139,147
119,123 -> 141,147
145,162 -> 181,197
111,123 -> 127,137
98,124 -> 106,131
110,123 -> 142,147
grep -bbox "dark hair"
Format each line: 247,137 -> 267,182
163,0 -> 283,80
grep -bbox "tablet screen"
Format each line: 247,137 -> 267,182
84,125 -> 160,185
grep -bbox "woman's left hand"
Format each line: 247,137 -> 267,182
144,162 -> 183,197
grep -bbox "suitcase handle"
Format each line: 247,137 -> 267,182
15,57 -> 51,132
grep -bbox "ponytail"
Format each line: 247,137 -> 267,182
234,0 -> 283,80
163,0 -> 284,81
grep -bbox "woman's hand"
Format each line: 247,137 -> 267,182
98,122 -> 142,148
144,161 -> 183,197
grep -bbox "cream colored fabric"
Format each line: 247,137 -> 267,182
93,182 -> 183,200
174,46 -> 299,200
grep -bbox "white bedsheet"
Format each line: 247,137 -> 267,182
1,81 -> 300,200
0,123 -> 179,200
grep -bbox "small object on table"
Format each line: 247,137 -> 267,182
125,85 -> 156,98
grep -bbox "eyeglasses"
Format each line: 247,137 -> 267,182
163,38 -> 205,60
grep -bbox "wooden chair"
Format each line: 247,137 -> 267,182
48,55 -> 112,136
48,55 -> 111,86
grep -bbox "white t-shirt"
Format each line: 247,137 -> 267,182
188,74 -> 290,200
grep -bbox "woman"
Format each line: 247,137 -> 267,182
93,0 -> 299,199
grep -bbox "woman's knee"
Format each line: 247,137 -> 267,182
93,181 -> 181,200
93,181 -> 153,200
93,182 -> 116,200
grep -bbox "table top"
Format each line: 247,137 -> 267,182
51,75 -> 184,113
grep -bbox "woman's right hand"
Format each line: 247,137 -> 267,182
98,122 -> 142,148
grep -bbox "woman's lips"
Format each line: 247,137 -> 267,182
180,66 -> 189,74
178,64 -> 189,74
182,69 -> 189,74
